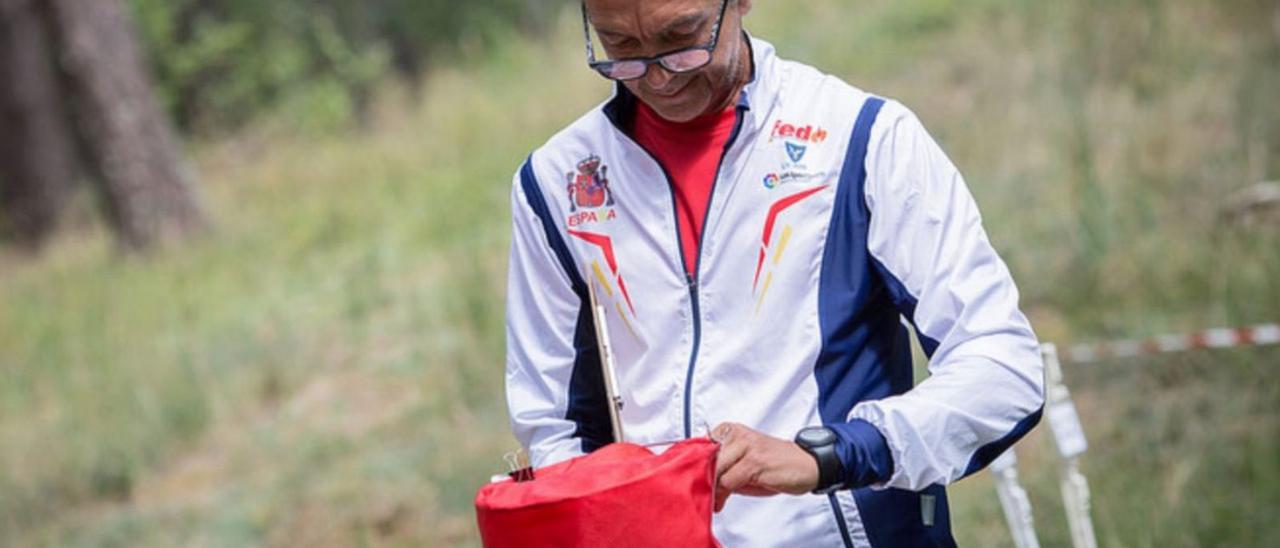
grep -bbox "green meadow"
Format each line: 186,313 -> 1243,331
1,0 -> 1277,545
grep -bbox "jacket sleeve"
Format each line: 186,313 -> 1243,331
505,165 -> 591,469
845,102 -> 1046,491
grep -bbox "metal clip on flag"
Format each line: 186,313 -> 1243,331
506,450 -> 535,483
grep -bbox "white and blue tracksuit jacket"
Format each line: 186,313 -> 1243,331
505,37 -> 1045,547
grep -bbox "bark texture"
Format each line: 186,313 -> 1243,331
38,0 -> 206,251
0,0 -> 76,250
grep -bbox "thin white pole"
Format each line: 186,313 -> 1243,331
1042,343 -> 1098,548
990,449 -> 1041,548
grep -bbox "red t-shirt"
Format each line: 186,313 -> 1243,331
632,101 -> 739,280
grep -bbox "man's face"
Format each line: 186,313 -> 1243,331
584,0 -> 752,123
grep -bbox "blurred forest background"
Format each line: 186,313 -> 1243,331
1,0 -> 1277,546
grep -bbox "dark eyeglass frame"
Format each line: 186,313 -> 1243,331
581,0 -> 730,81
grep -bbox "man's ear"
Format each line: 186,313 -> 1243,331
737,0 -> 753,17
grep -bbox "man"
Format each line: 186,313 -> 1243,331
504,0 -> 1045,545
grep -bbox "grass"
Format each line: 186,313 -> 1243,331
1,0 -> 1277,545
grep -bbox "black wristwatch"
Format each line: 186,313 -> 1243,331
795,426 -> 845,495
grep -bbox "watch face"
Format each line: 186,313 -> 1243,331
798,427 -> 836,447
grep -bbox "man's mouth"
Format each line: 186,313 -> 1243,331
649,79 -> 692,99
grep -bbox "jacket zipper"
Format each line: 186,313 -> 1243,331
681,105 -> 746,438
618,103 -> 748,439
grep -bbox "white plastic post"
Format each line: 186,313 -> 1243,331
989,449 -> 1041,548
1059,459 -> 1096,548
1041,343 -> 1098,548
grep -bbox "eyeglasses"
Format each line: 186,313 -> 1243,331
582,0 -> 730,81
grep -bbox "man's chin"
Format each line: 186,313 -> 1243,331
642,97 -> 706,123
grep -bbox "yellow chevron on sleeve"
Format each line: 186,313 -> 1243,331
773,225 -> 794,266
592,260 -> 614,297
755,271 -> 775,316
615,301 -> 637,339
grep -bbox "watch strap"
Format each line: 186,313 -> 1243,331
795,427 -> 844,494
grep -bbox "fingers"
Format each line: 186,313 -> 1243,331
714,423 -> 767,512
713,423 -> 746,512
710,422 -> 737,444
720,454 -> 781,498
718,455 -> 756,494
713,423 -> 748,478
715,463 -> 756,512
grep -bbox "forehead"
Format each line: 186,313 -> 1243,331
585,0 -> 720,33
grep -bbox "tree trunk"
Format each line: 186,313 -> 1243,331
0,0 -> 77,251
38,0 -> 206,252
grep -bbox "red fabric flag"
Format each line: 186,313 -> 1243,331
475,438 -> 720,547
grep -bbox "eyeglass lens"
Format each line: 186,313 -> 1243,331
596,49 -> 712,81
660,49 -> 713,72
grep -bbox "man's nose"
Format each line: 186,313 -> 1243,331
643,62 -> 675,90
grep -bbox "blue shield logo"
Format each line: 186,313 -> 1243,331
785,142 -> 807,163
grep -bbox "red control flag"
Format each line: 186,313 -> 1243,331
475,438 -> 720,547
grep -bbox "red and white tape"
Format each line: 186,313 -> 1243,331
1062,323 -> 1280,363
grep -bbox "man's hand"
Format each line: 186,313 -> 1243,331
712,422 -> 821,512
